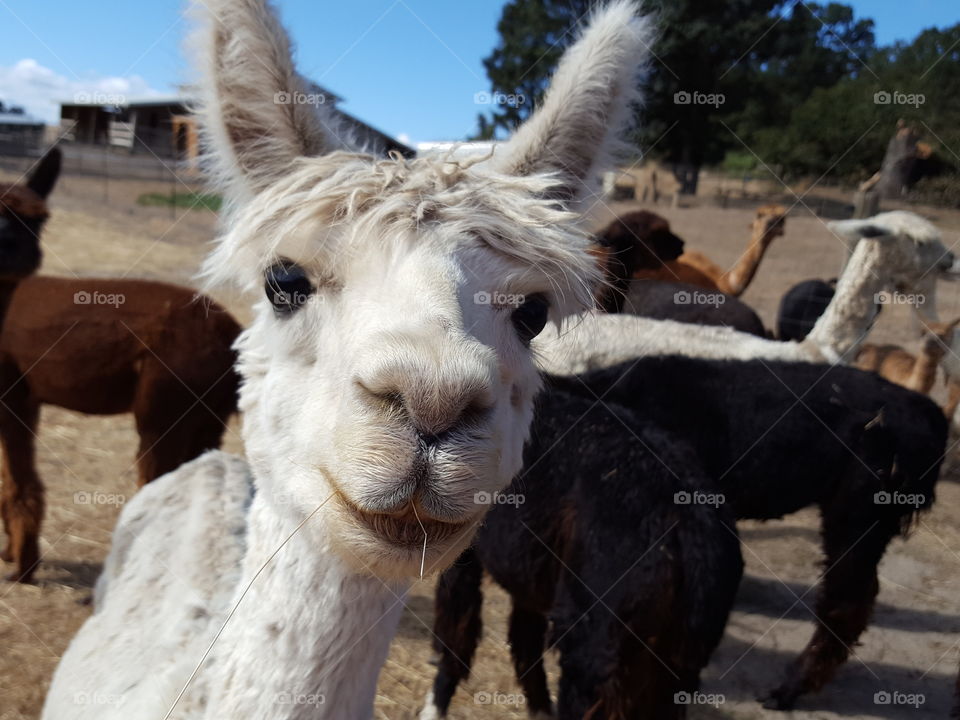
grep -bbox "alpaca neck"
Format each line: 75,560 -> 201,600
907,344 -> 944,394
718,228 -> 772,296
203,492 -> 408,720
803,240 -> 886,362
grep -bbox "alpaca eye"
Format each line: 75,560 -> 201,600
265,261 -> 314,314
511,294 -> 549,343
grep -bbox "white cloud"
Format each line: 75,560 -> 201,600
0,59 -> 166,123
396,132 -> 412,145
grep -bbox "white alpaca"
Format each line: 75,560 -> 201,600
535,211 -> 960,375
41,2 -> 652,719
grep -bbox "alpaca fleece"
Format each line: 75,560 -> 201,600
621,278 -> 767,336
550,355 -> 947,708
535,211 -> 960,373
425,389 -> 743,719
1,277 -> 241,582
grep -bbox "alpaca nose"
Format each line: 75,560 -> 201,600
354,337 -> 496,437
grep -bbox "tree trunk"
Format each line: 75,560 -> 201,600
672,163 -> 700,195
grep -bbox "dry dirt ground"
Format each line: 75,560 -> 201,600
2,164 -> 960,720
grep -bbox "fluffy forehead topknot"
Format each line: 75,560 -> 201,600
204,149 -> 603,310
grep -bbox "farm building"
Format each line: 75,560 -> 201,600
0,102 -> 45,156
58,84 -> 412,163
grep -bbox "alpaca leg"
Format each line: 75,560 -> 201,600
763,511 -> 898,710
422,548 -> 484,719
0,388 -> 42,582
555,618 -> 628,720
135,413 -> 227,486
507,604 -> 553,717
133,366 -> 225,485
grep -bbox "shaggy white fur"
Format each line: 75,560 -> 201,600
41,1 -> 653,718
535,211 -> 960,374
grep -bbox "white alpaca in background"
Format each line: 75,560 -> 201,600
536,211 -> 960,374
41,1 -> 652,718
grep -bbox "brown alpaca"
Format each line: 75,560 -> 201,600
593,210 -> 684,311
0,163 -> 242,582
0,277 -> 241,582
634,204 -> 788,296
855,317 -> 960,396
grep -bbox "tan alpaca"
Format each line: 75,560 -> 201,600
633,204 -> 787,296
682,203 -> 788,295
856,317 -> 960,395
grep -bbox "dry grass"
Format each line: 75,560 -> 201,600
1,166 -> 960,719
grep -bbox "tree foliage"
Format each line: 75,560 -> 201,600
476,0 -> 960,189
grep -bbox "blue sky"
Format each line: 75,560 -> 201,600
0,0 -> 956,145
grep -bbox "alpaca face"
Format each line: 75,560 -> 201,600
236,212 -> 563,577
0,148 -> 60,280
830,211 -> 960,323
195,0 -> 650,577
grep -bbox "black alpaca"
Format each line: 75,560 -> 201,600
622,278 -> 767,336
594,213 -> 767,336
427,389 -> 743,719
550,355 -> 947,710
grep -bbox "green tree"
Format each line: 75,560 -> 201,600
474,0 -> 591,138
756,23 -> 960,182
476,0 -> 875,192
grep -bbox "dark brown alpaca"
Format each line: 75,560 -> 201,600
0,153 -> 242,583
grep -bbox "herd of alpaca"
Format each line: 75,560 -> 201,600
0,0 -> 955,718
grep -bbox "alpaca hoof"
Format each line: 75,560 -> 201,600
760,687 -> 797,711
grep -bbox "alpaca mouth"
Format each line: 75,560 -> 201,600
338,493 -> 473,548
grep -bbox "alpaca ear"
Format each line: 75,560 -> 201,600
27,147 -> 61,199
493,1 -> 652,203
828,219 -> 891,240
192,0 -> 349,199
